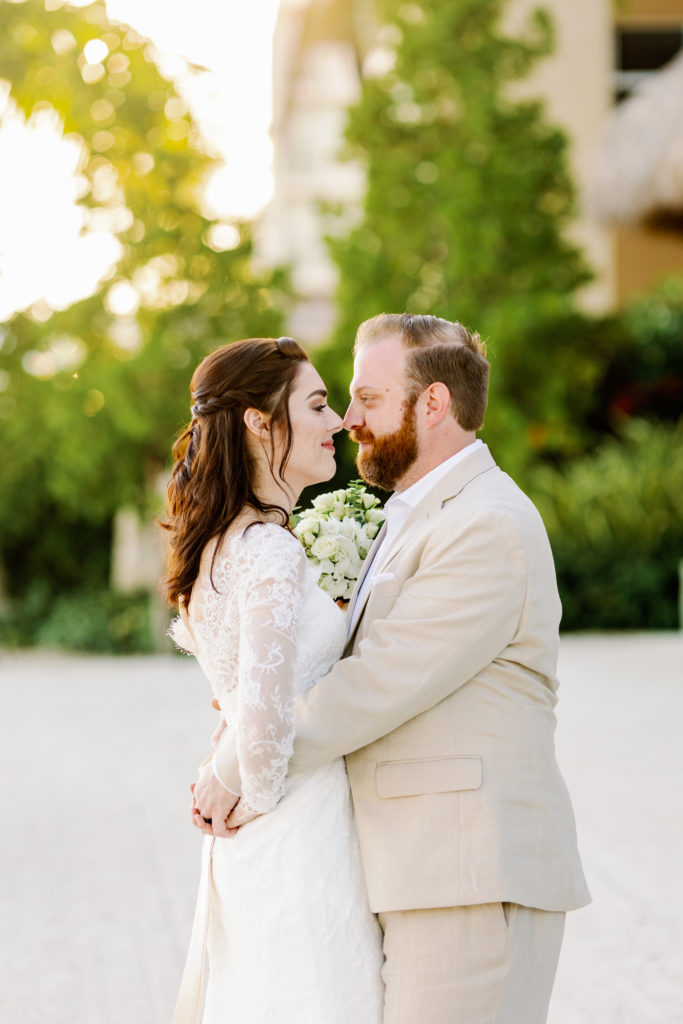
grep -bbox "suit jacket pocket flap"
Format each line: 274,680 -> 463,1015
375,755 -> 482,798
370,572 -> 396,586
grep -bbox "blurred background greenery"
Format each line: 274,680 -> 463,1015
0,0 -> 681,651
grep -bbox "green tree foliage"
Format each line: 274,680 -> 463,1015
0,0 -> 287,610
318,0 -> 592,481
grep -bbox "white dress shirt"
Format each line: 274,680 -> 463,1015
350,440 -> 483,632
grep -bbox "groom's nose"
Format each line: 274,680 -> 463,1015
343,400 -> 363,431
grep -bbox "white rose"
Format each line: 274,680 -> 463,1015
315,557 -> 335,577
364,522 -> 380,540
312,493 -> 336,513
319,574 -> 349,601
335,534 -> 362,564
311,534 -> 345,561
355,529 -> 370,558
362,493 -> 377,509
365,508 -> 385,524
339,517 -> 360,540
335,556 -> 361,579
293,517 -> 320,539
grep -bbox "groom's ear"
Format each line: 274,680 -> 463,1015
422,382 -> 451,428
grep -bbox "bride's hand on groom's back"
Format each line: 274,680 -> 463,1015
190,759 -> 240,838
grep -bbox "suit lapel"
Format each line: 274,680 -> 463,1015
376,445 -> 496,574
345,445 -> 497,650
345,519 -> 388,631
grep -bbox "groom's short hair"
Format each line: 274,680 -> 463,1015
354,313 -> 490,431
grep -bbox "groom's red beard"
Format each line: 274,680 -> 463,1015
350,402 -> 419,492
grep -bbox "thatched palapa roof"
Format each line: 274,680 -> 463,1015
588,50 -> 683,224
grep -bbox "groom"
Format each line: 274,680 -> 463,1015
204,313 -> 590,1023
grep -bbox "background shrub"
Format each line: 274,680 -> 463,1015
0,588 -> 156,653
530,419 -> 683,629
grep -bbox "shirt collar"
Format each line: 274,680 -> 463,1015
385,439 -> 483,517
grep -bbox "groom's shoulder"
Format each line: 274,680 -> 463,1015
439,461 -> 548,543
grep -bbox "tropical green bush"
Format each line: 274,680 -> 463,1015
0,585 -> 156,653
599,277 -> 683,426
530,419 -> 683,629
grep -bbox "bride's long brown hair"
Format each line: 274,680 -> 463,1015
162,336 -> 309,606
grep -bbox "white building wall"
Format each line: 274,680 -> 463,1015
504,0 -> 616,312
256,3 -> 365,344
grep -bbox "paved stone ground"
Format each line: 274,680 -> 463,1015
1,633 -> 681,1024
550,633 -> 683,1024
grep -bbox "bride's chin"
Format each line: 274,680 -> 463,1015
311,464 -> 337,487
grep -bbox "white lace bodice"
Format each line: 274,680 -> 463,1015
171,522 -> 346,814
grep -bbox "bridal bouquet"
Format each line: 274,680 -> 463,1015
291,481 -> 385,602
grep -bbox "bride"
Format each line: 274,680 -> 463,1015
163,337 -> 384,1024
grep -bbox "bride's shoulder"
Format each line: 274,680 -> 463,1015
223,520 -> 306,580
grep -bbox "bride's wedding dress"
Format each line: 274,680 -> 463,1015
171,522 -> 384,1024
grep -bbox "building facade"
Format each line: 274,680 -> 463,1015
258,0 -> 683,342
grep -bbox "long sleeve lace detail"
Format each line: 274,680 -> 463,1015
233,526 -> 306,812
171,519 -> 347,816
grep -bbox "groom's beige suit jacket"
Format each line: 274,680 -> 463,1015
215,444 -> 590,914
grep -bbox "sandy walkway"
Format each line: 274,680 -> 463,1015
1,633 -> 681,1023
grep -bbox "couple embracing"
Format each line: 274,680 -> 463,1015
164,313 -> 590,1024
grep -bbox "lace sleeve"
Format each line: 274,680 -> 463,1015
233,524 -> 307,814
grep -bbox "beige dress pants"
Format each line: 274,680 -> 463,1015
378,903 -> 565,1024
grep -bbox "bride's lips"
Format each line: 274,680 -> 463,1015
321,441 -> 335,452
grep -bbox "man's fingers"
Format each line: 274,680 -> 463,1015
191,810 -> 213,836
211,819 -> 230,838
211,698 -> 220,711
210,811 -> 242,838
